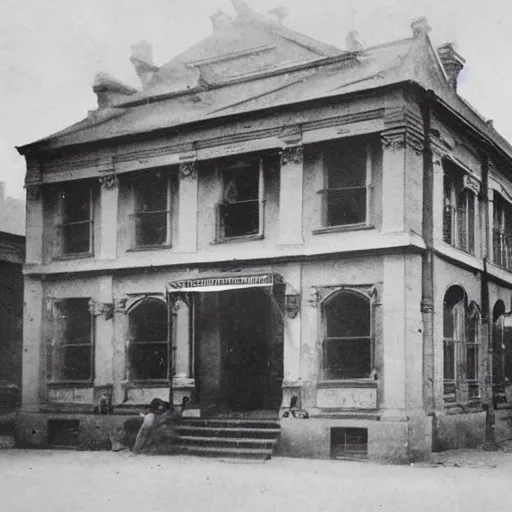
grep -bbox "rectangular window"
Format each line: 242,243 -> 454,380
50,298 -> 93,383
57,183 -> 94,256
319,138 -> 372,228
131,171 -> 173,248
493,193 -> 512,270
330,427 -> 368,460
217,158 -> 264,240
443,163 -> 477,255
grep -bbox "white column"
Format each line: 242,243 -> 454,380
98,175 -> 118,259
25,187 -> 43,264
178,162 -> 198,252
279,145 -> 304,245
94,276 -> 114,386
282,266 -> 301,382
381,134 -> 406,232
173,299 -> 190,378
22,277 -> 43,412
381,254 -> 407,416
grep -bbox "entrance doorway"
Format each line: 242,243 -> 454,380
220,288 -> 283,411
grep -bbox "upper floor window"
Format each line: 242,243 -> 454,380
58,183 -> 94,256
320,138 -> 373,228
321,290 -> 372,380
131,172 -> 173,248
217,158 -> 264,241
128,298 -> 169,381
443,162 -> 477,255
493,193 -> 512,269
443,285 -> 481,403
50,298 -> 94,383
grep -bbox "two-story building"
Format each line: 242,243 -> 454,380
15,1 -> 512,461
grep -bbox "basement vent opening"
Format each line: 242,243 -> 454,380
48,419 -> 80,448
330,427 -> 368,460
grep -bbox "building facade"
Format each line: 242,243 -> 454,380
15,2 -> 512,461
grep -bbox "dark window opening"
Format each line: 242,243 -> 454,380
132,173 -> 171,247
48,419 -> 80,447
60,184 -> 93,255
331,427 -> 368,460
322,291 -> 372,380
50,299 -> 93,383
321,139 -> 369,227
129,298 -> 169,381
218,159 -> 261,239
443,163 -> 476,255
493,194 -> 512,269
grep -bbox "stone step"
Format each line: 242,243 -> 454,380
175,444 -> 273,460
180,418 -> 280,429
178,435 -> 277,450
176,425 -> 281,439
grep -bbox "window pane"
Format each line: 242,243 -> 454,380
325,293 -> 370,338
222,201 -> 259,238
63,223 -> 90,255
467,193 -> 475,254
443,342 -> 455,380
325,141 -> 367,189
129,343 -> 168,380
326,188 -> 366,226
324,338 -> 371,379
63,187 -> 90,223
223,162 -> 259,202
130,299 -> 167,342
136,174 -> 168,212
51,345 -> 92,382
466,346 -> 478,380
55,299 -> 92,345
134,211 -> 167,246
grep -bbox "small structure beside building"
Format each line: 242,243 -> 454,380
13,1 -> 512,461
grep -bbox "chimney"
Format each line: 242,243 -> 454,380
346,30 -> 363,52
437,43 -> 465,91
411,17 -> 431,38
93,73 -> 137,109
130,41 -> 159,88
210,10 -> 233,30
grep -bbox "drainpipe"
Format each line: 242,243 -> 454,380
480,152 -> 496,449
419,90 -> 436,438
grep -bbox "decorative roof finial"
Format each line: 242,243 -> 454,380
231,0 -> 253,18
268,6 -> 288,25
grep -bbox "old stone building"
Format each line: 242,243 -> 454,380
15,1 -> 512,461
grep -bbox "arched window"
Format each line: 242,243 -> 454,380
443,286 -> 481,403
322,290 -> 372,380
128,298 -> 169,381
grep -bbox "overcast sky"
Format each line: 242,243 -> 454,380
1,0 -> 511,199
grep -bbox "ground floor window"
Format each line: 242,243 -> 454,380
50,298 -> 93,383
443,286 -> 481,403
128,298 -> 169,381
321,290 -> 372,380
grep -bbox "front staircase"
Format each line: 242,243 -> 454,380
174,418 -> 281,460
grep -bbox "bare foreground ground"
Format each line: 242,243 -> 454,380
1,449 -> 511,512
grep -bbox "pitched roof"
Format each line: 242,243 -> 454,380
17,4 -> 512,162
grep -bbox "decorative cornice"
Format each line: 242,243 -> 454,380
381,129 -> 423,155
314,284 -> 380,305
280,145 -> 303,166
88,300 -> 114,319
179,161 -> 197,181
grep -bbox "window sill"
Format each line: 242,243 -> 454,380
123,380 -> 170,389
313,224 -> 374,235
317,379 -> 377,389
52,253 -> 94,262
212,233 -> 264,245
47,381 -> 93,388
127,244 -> 172,253
442,242 -> 476,258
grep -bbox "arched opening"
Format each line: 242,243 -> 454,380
492,299 -> 512,402
321,290 -> 372,380
128,298 -> 169,381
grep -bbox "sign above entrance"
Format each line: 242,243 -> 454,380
167,273 -> 280,293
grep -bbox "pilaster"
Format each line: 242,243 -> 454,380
25,159 -> 43,264
98,173 -> 118,260
278,142 -> 304,245
178,160 -> 198,252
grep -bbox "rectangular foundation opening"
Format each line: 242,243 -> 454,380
48,419 -> 80,448
330,427 -> 368,460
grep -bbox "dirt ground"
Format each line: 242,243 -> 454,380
0,448 -> 511,512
